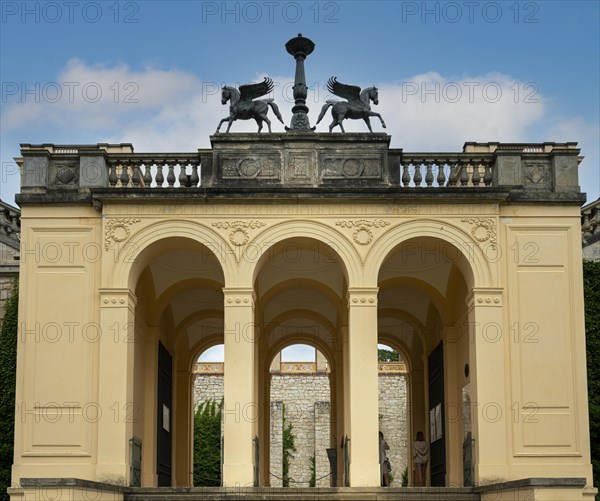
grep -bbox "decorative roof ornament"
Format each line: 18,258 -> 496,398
316,77 -> 387,133
285,33 -> 316,132
216,77 -> 284,133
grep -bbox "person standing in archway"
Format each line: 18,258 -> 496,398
413,431 -> 429,486
379,431 -> 390,487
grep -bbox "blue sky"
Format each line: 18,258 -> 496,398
1,1 -> 599,205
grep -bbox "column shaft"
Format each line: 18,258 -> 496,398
222,288 -> 257,486
96,289 -> 136,483
347,288 -> 380,486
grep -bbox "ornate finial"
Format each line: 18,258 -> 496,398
285,34 -> 316,132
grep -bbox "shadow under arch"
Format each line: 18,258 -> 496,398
259,278 -> 345,314
377,308 -> 426,356
151,278 -> 224,327
237,221 -> 362,287
108,221 -> 235,290
263,310 -> 337,366
379,276 -> 451,326
366,220 -> 492,289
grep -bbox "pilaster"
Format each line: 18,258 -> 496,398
222,287 -> 257,486
346,287 -> 380,486
466,287 -> 509,483
96,288 -> 137,484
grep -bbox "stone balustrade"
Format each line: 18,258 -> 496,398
582,198 -> 600,260
0,202 -> 20,239
582,199 -> 599,239
16,137 -> 584,205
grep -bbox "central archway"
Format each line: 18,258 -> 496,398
251,237 -> 348,486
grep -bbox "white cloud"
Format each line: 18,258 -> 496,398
2,61 -> 597,200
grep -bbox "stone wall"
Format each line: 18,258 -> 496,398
378,374 -> 409,482
269,372 -> 331,487
193,370 -> 408,487
193,373 -> 224,410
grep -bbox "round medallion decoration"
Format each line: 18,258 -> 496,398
341,158 -> 364,178
236,158 -> 261,178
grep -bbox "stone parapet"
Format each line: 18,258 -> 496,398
15,139 -> 585,206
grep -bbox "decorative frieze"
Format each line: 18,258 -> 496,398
523,160 -> 551,189
336,219 -> 390,245
194,362 -> 224,374
212,220 -> 266,247
280,362 -> 318,374
461,217 -> 497,248
104,218 -> 141,250
218,154 -> 281,181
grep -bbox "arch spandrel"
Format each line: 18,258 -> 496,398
237,220 -> 363,287
366,219 -> 495,289
105,220 -> 236,290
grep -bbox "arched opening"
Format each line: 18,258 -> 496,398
267,343 -> 333,487
192,344 -> 225,487
377,236 -> 474,487
252,237 -> 348,487
129,238 -> 225,487
376,342 -> 409,487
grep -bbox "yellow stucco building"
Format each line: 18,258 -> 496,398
8,133 -> 596,500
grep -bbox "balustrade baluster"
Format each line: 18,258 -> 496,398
156,162 -> 165,187
108,161 -> 118,187
413,162 -> 422,186
483,161 -> 493,186
179,164 -> 188,187
401,164 -> 410,187
190,164 -> 200,187
120,162 -> 130,187
448,163 -> 459,186
167,162 -> 176,187
131,161 -> 141,187
425,161 -> 434,187
472,161 -> 481,186
459,162 -> 469,186
143,163 -> 152,186
437,161 -> 446,187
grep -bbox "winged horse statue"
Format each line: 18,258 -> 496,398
216,77 -> 284,133
317,77 -> 386,133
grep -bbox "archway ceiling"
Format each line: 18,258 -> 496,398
378,287 -> 431,327
254,241 -> 345,298
168,288 -> 223,328
186,318 -> 224,352
262,287 -> 337,325
378,317 -> 423,356
378,243 -> 456,299
148,249 -> 224,298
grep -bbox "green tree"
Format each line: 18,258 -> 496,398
378,348 -> 399,362
282,404 -> 296,487
0,279 -> 18,501
584,260 -> 600,498
193,399 -> 222,486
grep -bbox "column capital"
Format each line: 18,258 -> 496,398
347,287 -> 379,307
466,287 -> 503,309
223,287 -> 255,307
99,288 -> 137,311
